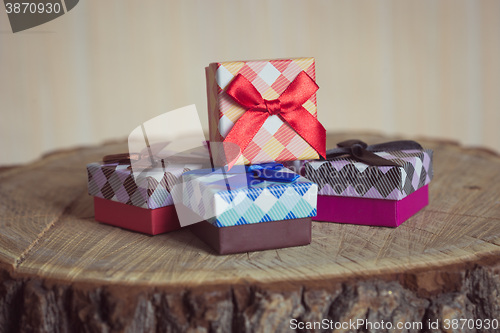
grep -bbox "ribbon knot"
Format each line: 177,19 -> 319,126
350,143 -> 365,156
223,71 -> 326,159
324,139 -> 423,167
264,98 -> 281,116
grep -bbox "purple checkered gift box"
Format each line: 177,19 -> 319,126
305,149 -> 433,200
86,161 -> 189,209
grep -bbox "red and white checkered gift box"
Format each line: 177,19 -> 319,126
206,58 -> 326,165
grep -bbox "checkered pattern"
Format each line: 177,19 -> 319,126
207,58 -> 320,165
87,162 -> 189,209
304,149 -> 433,200
182,167 -> 317,227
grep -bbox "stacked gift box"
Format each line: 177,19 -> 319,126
86,155 -> 187,235
180,164 -> 317,254
86,57 -> 434,254
304,140 -> 434,227
206,57 -> 326,164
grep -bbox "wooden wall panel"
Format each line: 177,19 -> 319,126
1,0 -> 499,165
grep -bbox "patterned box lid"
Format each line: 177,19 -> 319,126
87,162 -> 189,209
304,149 -> 433,200
207,58 -> 321,165
181,166 -> 317,227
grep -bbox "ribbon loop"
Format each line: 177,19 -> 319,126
184,162 -> 299,189
247,162 -> 299,182
103,153 -> 140,165
324,139 -> 423,167
337,139 -> 367,149
367,140 -> 422,152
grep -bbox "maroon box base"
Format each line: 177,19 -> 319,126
189,218 -> 312,255
93,197 -> 181,235
314,185 -> 429,227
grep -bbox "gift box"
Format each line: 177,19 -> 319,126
86,158 -> 189,234
206,58 -> 326,166
180,164 -> 318,254
304,140 -> 434,227
93,197 -> 179,235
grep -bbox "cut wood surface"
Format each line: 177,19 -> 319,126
1,133 -> 499,333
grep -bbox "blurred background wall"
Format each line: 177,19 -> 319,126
1,0 -> 499,166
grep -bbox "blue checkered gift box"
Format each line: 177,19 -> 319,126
181,164 -> 318,227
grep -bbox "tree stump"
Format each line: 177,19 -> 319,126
0,133 -> 499,333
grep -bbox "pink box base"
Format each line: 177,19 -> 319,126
94,197 -> 181,235
314,185 -> 429,227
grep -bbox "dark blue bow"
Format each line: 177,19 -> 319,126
183,162 -> 299,189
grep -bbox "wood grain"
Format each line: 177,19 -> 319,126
0,133 -> 499,332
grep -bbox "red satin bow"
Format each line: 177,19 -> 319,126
223,71 -> 326,159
